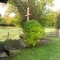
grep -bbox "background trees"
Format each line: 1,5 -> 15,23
44,9 -> 56,27
8,0 -> 55,27
55,12 -> 60,30
3,4 -> 22,26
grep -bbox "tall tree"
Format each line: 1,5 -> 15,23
8,0 -> 54,26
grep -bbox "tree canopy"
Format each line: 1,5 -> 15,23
55,12 -> 60,29
7,0 -> 55,26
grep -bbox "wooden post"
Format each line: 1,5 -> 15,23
7,32 -> 9,39
25,7 -> 31,21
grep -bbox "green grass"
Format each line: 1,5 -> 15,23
0,27 -> 60,60
0,27 -> 55,41
45,28 -> 56,32
10,37 -> 60,60
0,26 -> 23,41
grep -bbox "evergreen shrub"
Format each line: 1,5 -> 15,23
23,20 -> 45,46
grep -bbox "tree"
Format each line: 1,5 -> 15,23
8,0 -> 54,26
3,4 -> 22,26
55,10 -> 60,29
55,13 -> 60,29
54,11 -> 60,37
0,17 -> 6,25
44,9 -> 56,27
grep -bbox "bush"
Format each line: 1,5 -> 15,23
0,17 -> 6,24
23,20 -> 45,46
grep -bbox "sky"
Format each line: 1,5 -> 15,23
0,3 -> 7,15
0,0 -> 60,15
49,0 -> 60,11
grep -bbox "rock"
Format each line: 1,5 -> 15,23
0,52 -> 8,60
20,41 -> 28,48
0,52 -> 8,57
37,39 -> 51,45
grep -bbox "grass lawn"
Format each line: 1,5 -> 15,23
45,28 -> 56,32
0,27 -> 55,41
0,27 -> 60,60
0,26 -> 23,41
10,37 -> 60,60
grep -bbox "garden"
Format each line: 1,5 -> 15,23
0,0 -> 60,60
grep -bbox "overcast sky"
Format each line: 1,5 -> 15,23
0,3 -> 7,15
49,0 -> 60,11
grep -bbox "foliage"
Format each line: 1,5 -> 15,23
9,0 -> 54,26
4,4 -> 17,15
8,12 -> 22,26
44,9 -> 57,27
23,20 -> 45,46
0,17 -> 6,24
3,15 -> 10,25
3,4 -> 22,26
55,13 -> 60,29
